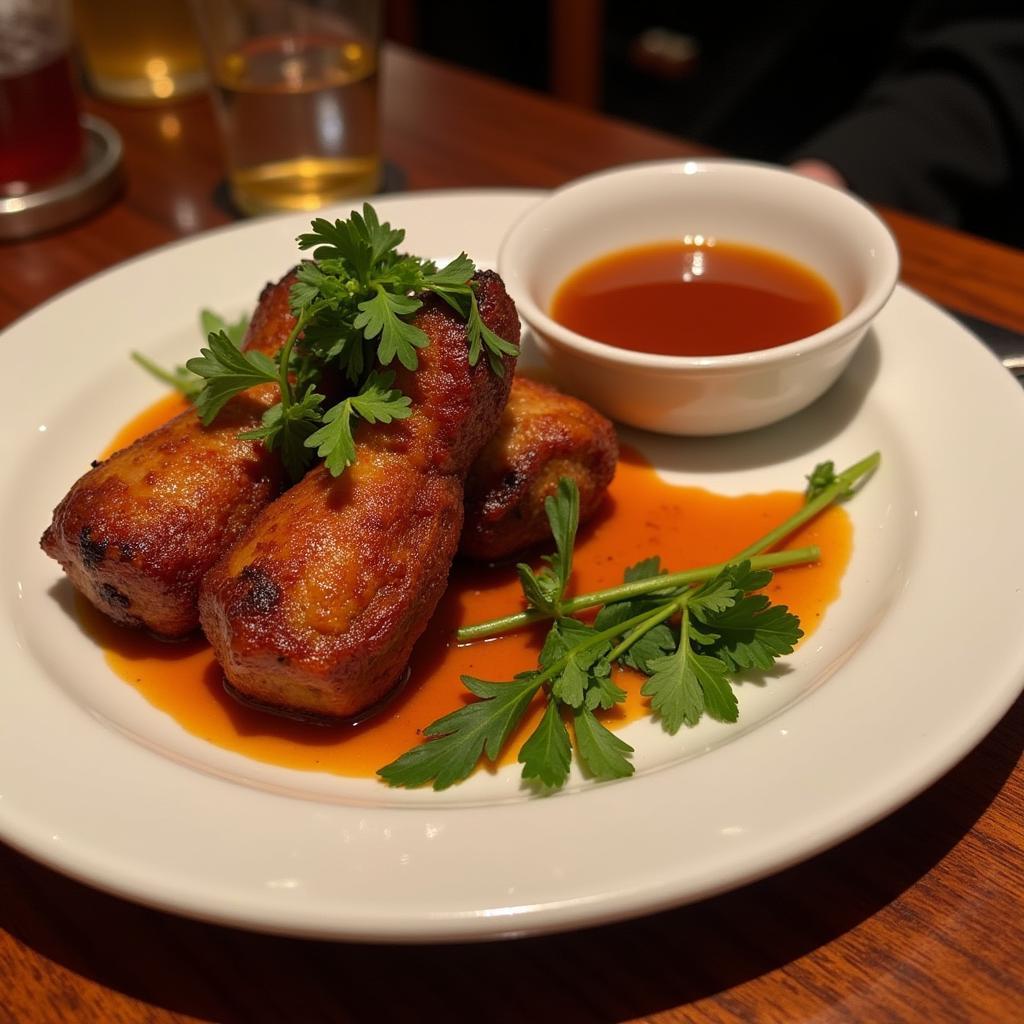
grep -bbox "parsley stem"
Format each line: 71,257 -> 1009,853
732,451 -> 880,562
534,605 -> 664,687
606,590 -> 694,664
276,310 -> 309,411
130,352 -> 198,396
456,546 -> 818,642
458,453 -> 878,645
596,452 -> 880,661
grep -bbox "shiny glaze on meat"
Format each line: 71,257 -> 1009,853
199,271 -> 520,721
461,376 -> 618,560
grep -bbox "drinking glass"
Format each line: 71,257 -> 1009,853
72,0 -> 208,104
190,0 -> 381,216
0,0 -> 83,195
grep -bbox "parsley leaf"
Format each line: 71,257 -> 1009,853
805,459 -> 853,500
289,261 -> 337,316
590,557 -> 678,673
422,252 -> 475,290
299,310 -> 367,382
551,655 -> 589,708
594,556 -> 677,671
583,659 -> 627,711
200,308 -> 249,347
185,330 -> 278,425
516,477 -> 580,616
594,557 -> 672,626
467,291 -> 520,374
518,698 -> 572,790
132,308 -> 250,400
539,618 -> 610,709
624,556 -> 665,583
573,706 -> 634,780
618,624 -> 677,674
543,477 -> 580,593
516,565 -> 562,617
305,370 -> 411,476
239,386 -> 324,481
641,612 -> 737,733
354,288 -> 428,370
378,674 -> 542,790
702,597 -> 802,673
420,257 -> 520,374
687,572 -> 742,619
297,204 -> 405,285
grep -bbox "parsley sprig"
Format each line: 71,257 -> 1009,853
135,204 -> 518,481
378,452 -> 879,791
131,309 -> 249,401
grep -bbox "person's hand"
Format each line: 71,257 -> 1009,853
791,159 -> 847,189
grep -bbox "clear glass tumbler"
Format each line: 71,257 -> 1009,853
191,0 -> 381,215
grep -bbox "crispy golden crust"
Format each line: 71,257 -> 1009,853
461,377 -> 618,561
199,271 -> 519,721
244,270 -> 299,357
39,275 -> 295,639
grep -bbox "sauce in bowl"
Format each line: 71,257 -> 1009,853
550,239 -> 841,357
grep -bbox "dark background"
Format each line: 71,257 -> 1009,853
386,1 -> 1024,246
389,2 -> 912,164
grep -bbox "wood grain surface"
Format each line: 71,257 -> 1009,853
1,44 -> 1022,1024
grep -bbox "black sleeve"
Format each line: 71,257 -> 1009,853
791,17 -> 1024,244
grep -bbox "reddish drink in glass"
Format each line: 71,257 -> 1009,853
0,6 -> 83,193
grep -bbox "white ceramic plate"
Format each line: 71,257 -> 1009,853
3,191 -> 1023,942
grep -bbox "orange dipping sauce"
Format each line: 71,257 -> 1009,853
80,394 -> 852,779
550,239 -> 841,357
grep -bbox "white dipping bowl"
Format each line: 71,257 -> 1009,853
498,159 -> 900,435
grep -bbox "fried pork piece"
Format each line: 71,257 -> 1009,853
199,271 -> 519,722
461,377 -> 618,560
39,275 -> 295,639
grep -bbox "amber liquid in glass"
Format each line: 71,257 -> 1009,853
73,0 -> 207,102
213,32 -> 379,215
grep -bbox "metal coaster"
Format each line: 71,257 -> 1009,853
0,114 -> 123,241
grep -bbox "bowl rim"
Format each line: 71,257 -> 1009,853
497,157 -> 901,371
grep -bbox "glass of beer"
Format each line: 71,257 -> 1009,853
72,0 -> 208,103
0,0 -> 83,194
190,0 -> 381,215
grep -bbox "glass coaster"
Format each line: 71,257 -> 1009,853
0,114 -> 123,241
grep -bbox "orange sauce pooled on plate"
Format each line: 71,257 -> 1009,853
82,396 -> 852,778
101,391 -> 191,455
550,239 -> 841,357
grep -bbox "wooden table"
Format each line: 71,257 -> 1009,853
2,45 -> 1021,1024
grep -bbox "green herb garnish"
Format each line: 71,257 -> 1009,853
131,309 -> 249,401
134,203 -> 518,481
378,453 -> 879,791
